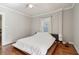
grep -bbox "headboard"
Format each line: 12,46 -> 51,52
50,34 -> 59,41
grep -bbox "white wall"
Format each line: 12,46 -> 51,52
31,17 -> 41,35
73,4 -> 79,53
31,8 -> 73,43
0,6 -> 32,45
31,11 -> 62,34
63,8 -> 73,43
0,15 -> 2,29
0,4 -> 74,46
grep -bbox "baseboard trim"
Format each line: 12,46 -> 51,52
74,44 -> 79,54
2,41 -> 16,47
67,41 -> 79,54
68,41 -> 74,44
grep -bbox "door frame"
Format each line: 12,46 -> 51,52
0,12 -> 6,46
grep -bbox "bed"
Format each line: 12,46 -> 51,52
12,32 -> 58,55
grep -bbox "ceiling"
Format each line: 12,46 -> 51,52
0,3 -> 73,17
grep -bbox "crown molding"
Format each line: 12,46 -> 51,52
32,8 -> 63,18
31,4 -> 74,18
71,3 -> 75,8
0,5 -> 31,18
0,4 -> 74,18
63,3 -> 74,11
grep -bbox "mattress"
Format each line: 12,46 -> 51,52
12,32 -> 56,55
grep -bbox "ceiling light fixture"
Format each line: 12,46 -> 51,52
28,4 -> 33,8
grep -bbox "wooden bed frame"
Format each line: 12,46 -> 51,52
13,34 -> 59,55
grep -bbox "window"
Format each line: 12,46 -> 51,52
41,17 -> 51,33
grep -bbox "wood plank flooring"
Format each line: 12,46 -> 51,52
0,32 -> 1,55
0,42 -> 78,55
53,43 -> 78,55
2,45 -> 26,55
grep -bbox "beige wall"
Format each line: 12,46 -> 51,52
73,3 -> 79,53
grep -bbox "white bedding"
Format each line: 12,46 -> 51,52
12,32 -> 56,55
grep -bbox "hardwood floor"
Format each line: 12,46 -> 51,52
53,43 -> 78,55
1,45 -> 26,55
1,42 -> 78,55
0,32 -> 1,47
0,32 -> 1,55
